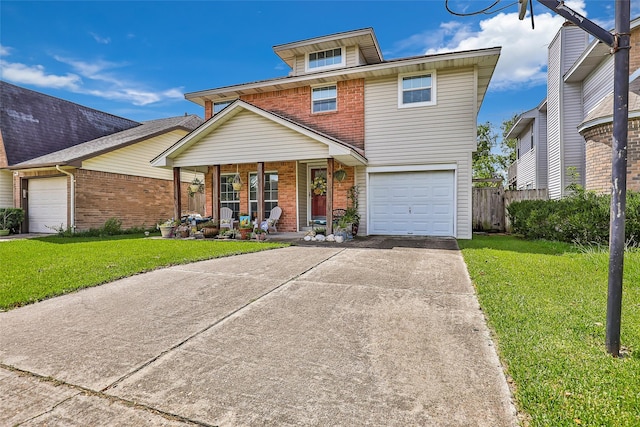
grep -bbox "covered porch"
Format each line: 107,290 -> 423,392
152,100 -> 367,234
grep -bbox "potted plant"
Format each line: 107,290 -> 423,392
188,177 -> 204,197
238,223 -> 252,240
0,208 -> 23,236
176,224 -> 191,238
253,227 -> 267,241
199,220 -> 219,238
157,219 -> 178,238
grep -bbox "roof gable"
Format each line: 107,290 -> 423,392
152,101 -> 366,168
0,81 -> 140,166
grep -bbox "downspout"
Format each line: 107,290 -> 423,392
56,165 -> 75,232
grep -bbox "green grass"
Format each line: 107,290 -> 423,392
458,235 -> 640,426
0,234 -> 286,310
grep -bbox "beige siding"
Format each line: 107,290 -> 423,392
364,68 -> 476,239
457,154 -> 473,239
355,165 -> 367,235
173,110 -> 330,166
0,170 -> 13,207
364,68 -> 477,165
83,130 -> 189,181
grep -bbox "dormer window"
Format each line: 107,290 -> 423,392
306,48 -> 344,72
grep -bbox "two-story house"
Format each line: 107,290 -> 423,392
153,28 -> 500,238
507,18 -> 640,197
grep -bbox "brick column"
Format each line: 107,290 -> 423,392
204,100 -> 213,120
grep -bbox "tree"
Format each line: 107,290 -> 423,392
497,113 -> 518,172
473,115 -> 520,187
473,122 -> 500,186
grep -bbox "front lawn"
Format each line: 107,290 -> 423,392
459,235 -> 640,426
0,235 -> 286,311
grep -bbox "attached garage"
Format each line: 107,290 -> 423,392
368,170 -> 455,236
28,177 -> 68,233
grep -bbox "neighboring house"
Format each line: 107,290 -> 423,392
1,81 -> 203,233
152,28 -> 500,238
506,99 -> 547,190
508,18 -> 640,198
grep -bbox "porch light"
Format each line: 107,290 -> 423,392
232,165 -> 242,190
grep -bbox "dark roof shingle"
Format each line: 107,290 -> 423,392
1,81 -> 140,165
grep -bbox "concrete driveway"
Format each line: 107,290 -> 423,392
0,241 -> 518,426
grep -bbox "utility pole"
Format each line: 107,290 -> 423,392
528,0 -> 631,356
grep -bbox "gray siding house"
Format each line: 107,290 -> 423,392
507,18 -> 640,198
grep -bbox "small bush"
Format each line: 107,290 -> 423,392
102,217 -> 123,235
508,188 -> 640,245
0,208 -> 25,233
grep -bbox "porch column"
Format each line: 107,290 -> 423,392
173,167 -> 182,221
326,158 -> 334,234
257,162 -> 265,223
211,165 -> 221,221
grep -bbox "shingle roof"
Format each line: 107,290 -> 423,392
12,114 -> 203,168
1,81 -> 140,166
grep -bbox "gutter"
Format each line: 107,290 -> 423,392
56,165 -> 75,232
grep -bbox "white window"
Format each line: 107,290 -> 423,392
249,172 -> 278,220
398,72 -> 436,108
312,85 -> 337,113
306,48 -> 344,71
221,174 -> 240,218
214,101 -> 233,114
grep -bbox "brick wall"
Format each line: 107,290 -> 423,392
74,169 -> 178,230
203,161 -> 356,232
582,117 -> 640,193
239,79 -> 365,150
207,162 -> 298,232
630,26 -> 640,75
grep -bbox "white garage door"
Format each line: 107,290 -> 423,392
28,177 -> 68,233
369,170 -> 455,236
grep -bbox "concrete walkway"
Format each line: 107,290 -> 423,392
0,241 -> 518,426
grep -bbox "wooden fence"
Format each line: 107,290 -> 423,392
472,187 -> 548,232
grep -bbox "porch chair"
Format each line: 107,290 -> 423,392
261,206 -> 282,233
219,207 -> 235,231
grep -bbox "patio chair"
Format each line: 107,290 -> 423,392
260,206 -> 282,233
219,207 -> 235,231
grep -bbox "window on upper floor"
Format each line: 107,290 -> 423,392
312,85 -> 337,113
214,101 -> 233,114
307,48 -> 344,71
398,71 -> 436,108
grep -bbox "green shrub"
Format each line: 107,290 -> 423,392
0,208 -> 25,233
507,188 -> 640,246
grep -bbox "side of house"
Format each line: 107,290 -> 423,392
10,115 -> 203,232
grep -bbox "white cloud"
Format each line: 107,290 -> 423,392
90,32 -> 111,44
0,50 -> 184,106
0,44 -> 10,56
0,60 -> 81,89
397,1 -> 589,91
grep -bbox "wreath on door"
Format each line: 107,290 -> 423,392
312,175 -> 327,195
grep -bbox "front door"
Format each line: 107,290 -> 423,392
311,168 -> 326,224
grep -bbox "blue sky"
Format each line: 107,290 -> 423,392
1,1 -> 635,132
